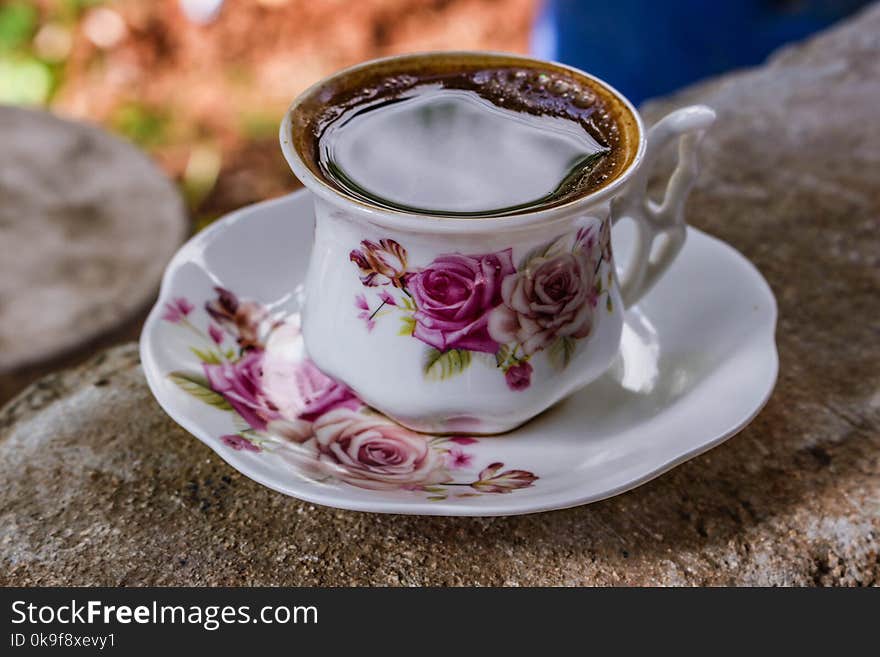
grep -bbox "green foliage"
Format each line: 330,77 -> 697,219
0,55 -> 52,104
112,103 -> 169,147
547,336 -> 577,371
189,347 -> 222,365
168,371 -> 233,411
423,348 -> 471,381
398,315 -> 416,336
0,2 -> 37,51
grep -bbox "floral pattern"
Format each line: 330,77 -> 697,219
350,220 -> 614,390
349,238 -> 408,288
162,287 -> 538,500
408,250 -> 514,353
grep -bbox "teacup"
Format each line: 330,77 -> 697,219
280,52 -> 715,434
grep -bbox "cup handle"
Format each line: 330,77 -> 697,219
611,105 -> 716,307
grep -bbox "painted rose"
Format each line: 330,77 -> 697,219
205,286 -> 273,350
204,351 -> 279,431
408,249 -> 514,353
504,361 -> 533,391
290,360 -> 359,421
309,408 -> 450,491
349,239 -> 408,288
265,418 -> 314,444
259,324 -> 361,440
488,247 -> 597,355
471,462 -> 538,493
261,357 -> 361,444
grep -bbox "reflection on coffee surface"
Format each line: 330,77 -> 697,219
314,68 -> 624,216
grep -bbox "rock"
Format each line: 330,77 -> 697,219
1,8 -> 879,585
0,107 -> 188,403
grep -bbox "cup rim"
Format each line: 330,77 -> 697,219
279,51 -> 646,232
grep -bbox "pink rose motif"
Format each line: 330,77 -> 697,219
504,361 -> 533,391
204,351 -> 280,431
350,239 -> 408,288
266,418 -> 314,444
408,250 -> 514,353
205,287 -> 273,351
488,247 -> 597,355
249,364 -> 361,446
309,409 -> 450,491
471,462 -> 538,493
289,360 -> 360,422
259,324 -> 362,431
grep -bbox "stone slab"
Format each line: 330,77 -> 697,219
0,107 -> 188,401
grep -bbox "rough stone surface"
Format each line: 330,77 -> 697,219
0,107 -> 188,402
1,8 -> 879,585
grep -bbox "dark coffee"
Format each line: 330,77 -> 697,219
290,56 -> 638,217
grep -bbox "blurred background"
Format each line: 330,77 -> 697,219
0,0 -> 871,402
1,0 -> 869,227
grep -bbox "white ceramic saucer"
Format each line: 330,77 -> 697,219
140,190 -> 777,516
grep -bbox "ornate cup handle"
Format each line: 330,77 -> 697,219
612,105 -> 716,307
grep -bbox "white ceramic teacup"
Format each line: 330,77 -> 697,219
281,52 -> 715,434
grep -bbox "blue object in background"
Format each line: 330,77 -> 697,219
532,0 -> 870,104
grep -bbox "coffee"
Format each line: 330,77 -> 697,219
289,56 -> 638,217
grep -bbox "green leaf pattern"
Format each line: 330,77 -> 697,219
547,336 -> 577,371
398,315 -> 416,336
168,371 -> 233,411
423,348 -> 472,381
190,346 -> 222,365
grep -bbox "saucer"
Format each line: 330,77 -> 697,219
140,190 -> 778,516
